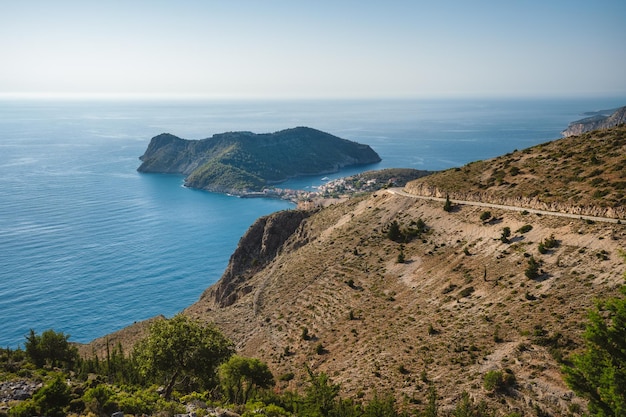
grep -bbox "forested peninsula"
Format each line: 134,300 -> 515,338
137,127 -> 381,195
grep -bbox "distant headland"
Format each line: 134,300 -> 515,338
137,127 -> 381,196
561,105 -> 626,137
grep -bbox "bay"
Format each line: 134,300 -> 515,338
1,97 -> 624,348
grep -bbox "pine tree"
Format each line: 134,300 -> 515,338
563,285 -> 626,416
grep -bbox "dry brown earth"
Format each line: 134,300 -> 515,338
84,126 -> 626,415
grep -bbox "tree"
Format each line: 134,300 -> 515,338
525,256 -> 540,279
483,369 -> 515,393
443,195 -> 453,212
303,367 -> 340,417
387,220 -> 402,242
363,393 -> 397,417
423,384 -> 438,417
134,314 -> 234,400
24,329 -> 78,369
397,246 -> 406,263
500,227 -> 511,243
563,281 -> 626,416
452,391 -> 495,417
219,355 -> 274,404
31,374 -> 72,417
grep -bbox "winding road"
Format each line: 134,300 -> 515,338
386,188 -> 623,225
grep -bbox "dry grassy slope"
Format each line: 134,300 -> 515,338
186,189 -> 625,415
405,125 -> 626,219
84,127 -> 626,415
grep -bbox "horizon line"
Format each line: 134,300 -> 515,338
1,91 -> 625,102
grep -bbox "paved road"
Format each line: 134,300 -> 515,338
386,188 -> 623,225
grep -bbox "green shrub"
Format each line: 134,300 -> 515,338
459,286 -> 475,298
83,383 -> 117,416
279,372 -> 295,382
8,400 -> 37,417
500,227 -> 511,243
525,256 -> 540,279
396,249 -> 405,263
538,242 -> 548,254
543,234 -> 558,249
301,327 -> 310,341
483,369 -> 516,393
386,220 -> 402,242
31,375 -> 72,417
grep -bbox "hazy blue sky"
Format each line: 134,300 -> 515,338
2,0 -> 625,99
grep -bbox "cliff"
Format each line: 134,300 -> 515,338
561,106 -> 626,137
201,209 -> 313,308
138,127 -> 381,194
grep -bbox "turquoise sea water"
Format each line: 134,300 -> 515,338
1,97 -> 624,348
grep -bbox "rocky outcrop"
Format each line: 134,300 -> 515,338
200,209 -> 313,307
562,106 -> 626,137
0,380 -> 41,406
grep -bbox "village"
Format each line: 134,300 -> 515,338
240,175 -> 388,208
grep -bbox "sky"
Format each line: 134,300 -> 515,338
1,0 -> 625,99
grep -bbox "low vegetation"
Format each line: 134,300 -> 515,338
405,125 -> 626,218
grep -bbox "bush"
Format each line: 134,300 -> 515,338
8,400 -> 37,417
480,211 -> 492,222
543,234 -> 558,249
500,227 -> 511,243
516,224 -> 532,234
483,369 -> 516,393
31,375 -> 72,417
279,372 -> 295,382
525,256 -> 540,279
301,327 -> 310,341
83,384 -> 117,416
386,220 -> 402,242
459,286 -> 475,298
538,242 -> 548,254
396,249 -> 405,263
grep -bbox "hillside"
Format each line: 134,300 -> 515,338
405,125 -> 626,219
88,127 -> 626,415
137,127 -> 381,194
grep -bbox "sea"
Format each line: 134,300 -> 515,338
1,97 -> 624,348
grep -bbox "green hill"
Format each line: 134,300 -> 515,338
137,127 -> 381,194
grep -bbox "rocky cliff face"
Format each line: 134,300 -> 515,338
200,209 -> 313,308
562,106 -> 626,137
